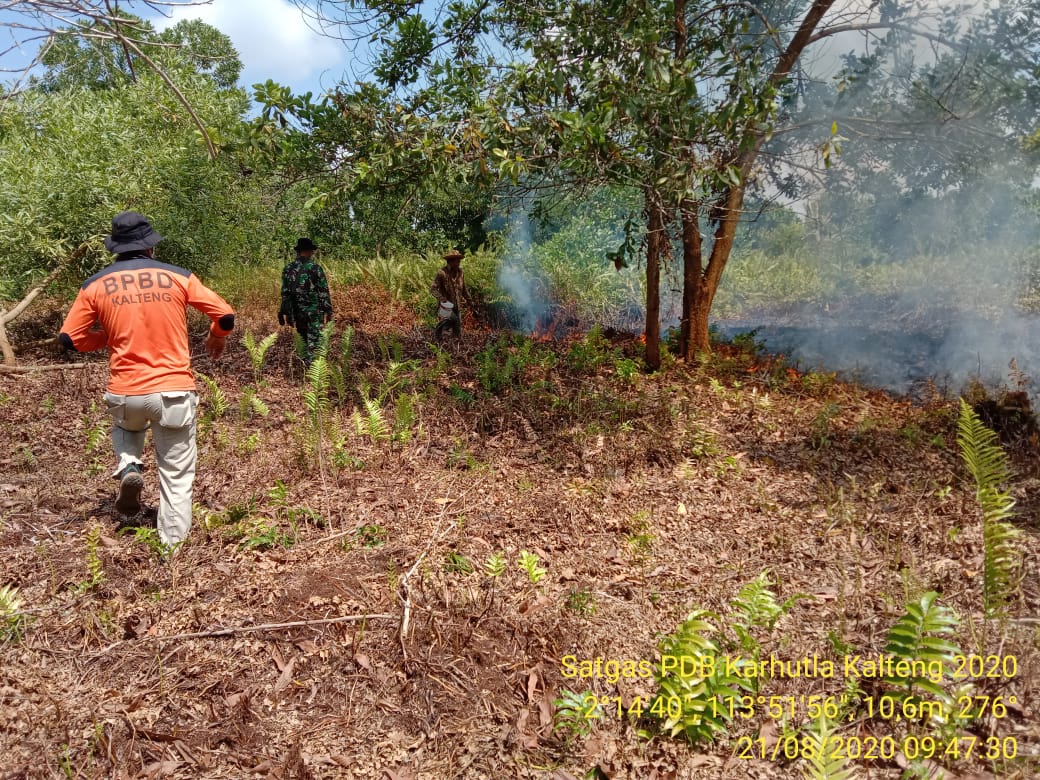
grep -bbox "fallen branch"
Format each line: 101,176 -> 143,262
1,239 -> 96,365
13,337 -> 58,351
0,363 -> 92,373
99,613 -> 397,654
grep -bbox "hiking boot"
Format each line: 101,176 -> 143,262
115,464 -> 143,515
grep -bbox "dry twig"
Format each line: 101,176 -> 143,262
98,613 -> 396,654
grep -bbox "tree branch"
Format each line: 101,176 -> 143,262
113,35 -> 219,159
0,239 -> 95,365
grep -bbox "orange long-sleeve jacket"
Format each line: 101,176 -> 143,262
59,256 -> 235,395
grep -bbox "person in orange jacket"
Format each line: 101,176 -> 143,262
59,212 -> 235,549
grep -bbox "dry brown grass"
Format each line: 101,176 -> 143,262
1,288 -> 1038,779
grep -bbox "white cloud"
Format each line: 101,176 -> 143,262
154,0 -> 348,96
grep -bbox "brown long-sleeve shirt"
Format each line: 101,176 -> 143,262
430,265 -> 469,309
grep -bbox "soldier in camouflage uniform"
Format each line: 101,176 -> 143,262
279,238 -> 333,364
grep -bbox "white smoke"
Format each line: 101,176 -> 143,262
496,207 -> 551,332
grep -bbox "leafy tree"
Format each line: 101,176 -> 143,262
784,2 -> 1040,261
289,0 -> 1040,366
33,16 -> 242,93
249,79 -> 493,256
0,18 -> 262,304
3,3 -> 237,159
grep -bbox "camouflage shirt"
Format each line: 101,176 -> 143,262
280,255 -> 332,323
430,266 -> 468,309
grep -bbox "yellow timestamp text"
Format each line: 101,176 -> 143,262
736,734 -> 1019,762
578,692 -> 1022,724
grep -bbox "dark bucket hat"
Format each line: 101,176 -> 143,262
104,211 -> 163,254
295,237 -> 318,252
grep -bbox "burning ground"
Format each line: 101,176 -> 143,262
1,284 -> 1039,779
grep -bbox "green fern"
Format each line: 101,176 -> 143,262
329,325 -> 356,404
484,551 -> 507,577
393,393 -> 416,442
293,331 -> 308,363
75,524 -> 105,593
339,324 -> 355,366
731,572 -> 784,630
800,714 -> 860,780
352,392 -> 390,441
731,571 -> 805,637
650,611 -> 752,744
553,689 -> 599,739
317,320 -> 335,358
302,355 -> 336,468
242,331 -> 277,384
517,550 -> 547,584
881,591 -> 962,705
0,584 -> 27,642
369,359 -> 419,403
304,358 -> 331,418
238,385 -> 270,420
377,334 -> 404,363
957,400 -> 1023,619
196,372 -> 230,422
729,572 -> 805,672
83,403 -> 107,454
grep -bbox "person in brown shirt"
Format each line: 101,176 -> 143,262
430,248 -> 472,341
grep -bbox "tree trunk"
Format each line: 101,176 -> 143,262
687,185 -> 745,354
679,0 -> 838,356
0,318 -> 14,365
679,198 -> 702,359
644,193 -> 665,371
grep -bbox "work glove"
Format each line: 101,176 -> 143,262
205,333 -> 227,361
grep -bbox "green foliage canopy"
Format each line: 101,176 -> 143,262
0,19 -> 266,299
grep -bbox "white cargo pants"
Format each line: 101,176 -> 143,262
103,391 -> 198,547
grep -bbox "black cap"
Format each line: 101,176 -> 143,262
104,211 -> 163,254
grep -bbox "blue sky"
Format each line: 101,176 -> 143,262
0,0 -> 357,100
153,0 -> 353,98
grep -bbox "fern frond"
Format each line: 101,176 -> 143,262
983,518 -> 1023,619
304,358 -> 331,415
340,325 -> 355,366
882,591 -> 961,703
362,398 -> 390,440
242,331 -> 278,383
293,331 -> 307,362
801,715 -> 861,780
196,372 -> 229,418
957,399 -> 1011,493
250,394 -> 270,418
650,611 -> 752,744
732,571 -> 783,631
317,320 -> 335,361
957,400 -> 1023,619
0,584 -> 26,641
393,393 -> 416,442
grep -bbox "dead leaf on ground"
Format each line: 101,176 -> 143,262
137,762 -> 182,779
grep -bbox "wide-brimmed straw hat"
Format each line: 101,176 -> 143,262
443,248 -> 463,261
104,211 -> 164,254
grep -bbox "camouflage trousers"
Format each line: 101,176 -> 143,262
295,316 -> 324,365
